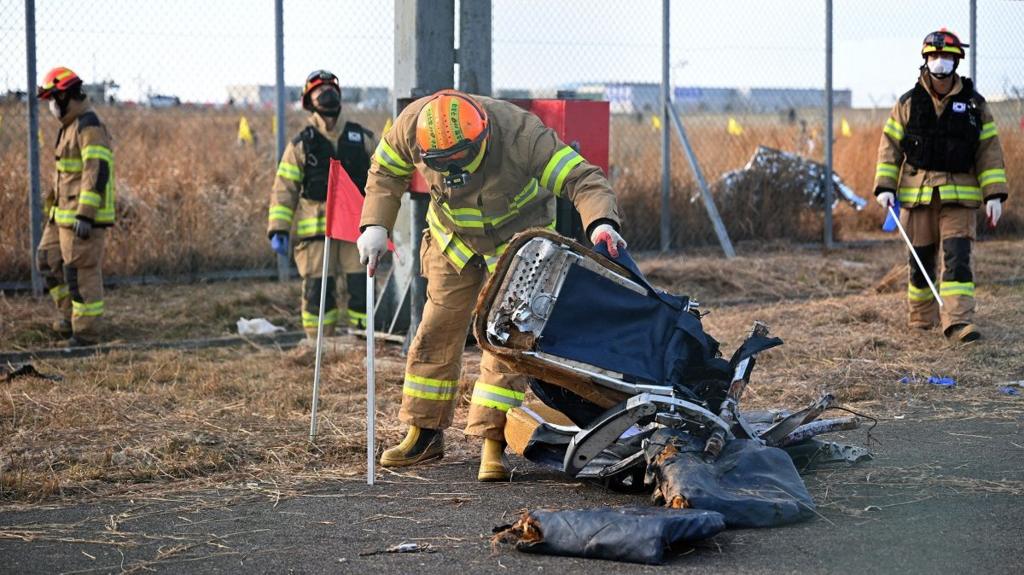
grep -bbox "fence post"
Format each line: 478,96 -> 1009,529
273,0 -> 289,282
969,0 -> 977,86
660,0 -> 671,252
25,0 -> 43,296
823,0 -> 835,249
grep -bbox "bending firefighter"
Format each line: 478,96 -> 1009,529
36,67 -> 116,346
357,90 -> 626,481
874,30 -> 1008,342
268,70 -> 377,337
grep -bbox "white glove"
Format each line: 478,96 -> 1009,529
876,191 -> 895,209
590,223 -> 627,258
357,225 -> 388,276
986,199 -> 1002,228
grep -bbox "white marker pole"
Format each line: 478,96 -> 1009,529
366,266 -> 376,485
889,204 -> 943,307
308,237 -> 332,443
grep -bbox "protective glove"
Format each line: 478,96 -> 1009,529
589,223 -> 627,258
73,217 -> 92,240
270,232 -> 290,257
875,190 -> 895,209
986,198 -> 1002,228
357,225 -> 389,276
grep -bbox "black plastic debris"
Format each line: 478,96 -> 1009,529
645,428 -> 815,528
493,506 -> 725,565
2,363 -> 63,383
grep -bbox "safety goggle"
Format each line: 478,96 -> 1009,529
420,138 -> 483,173
924,32 -> 968,50
304,70 -> 338,92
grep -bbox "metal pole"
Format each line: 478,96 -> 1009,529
889,205 -> 943,306
274,0 -> 290,282
308,237 -> 332,442
458,0 -> 491,95
366,268 -> 376,485
666,104 -> 735,258
25,0 -> 43,296
969,0 -> 977,85
660,0 -> 671,252
823,0 -> 835,249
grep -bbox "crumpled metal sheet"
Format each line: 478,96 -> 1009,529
716,145 -> 868,211
492,506 -> 725,565
645,428 -> 816,528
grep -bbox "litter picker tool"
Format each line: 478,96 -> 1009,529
888,204 -> 943,307
365,265 -> 376,485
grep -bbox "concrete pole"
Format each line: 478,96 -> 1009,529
969,0 -> 977,86
458,0 -> 491,96
274,0 -> 290,281
25,0 -> 43,296
395,0 -> 455,346
823,0 -> 835,249
660,0 -> 671,252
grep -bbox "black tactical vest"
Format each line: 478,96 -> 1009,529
294,121 -> 371,202
900,78 -> 982,173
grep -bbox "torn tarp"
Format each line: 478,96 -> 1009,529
492,506 -> 725,565
644,428 -> 815,528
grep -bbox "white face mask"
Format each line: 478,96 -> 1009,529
927,57 -> 955,77
48,99 -> 62,120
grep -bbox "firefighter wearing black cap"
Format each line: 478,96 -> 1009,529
873,30 -> 1008,342
37,67 -> 116,346
267,70 -> 377,337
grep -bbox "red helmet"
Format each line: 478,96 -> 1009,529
38,67 -> 82,100
302,69 -> 340,111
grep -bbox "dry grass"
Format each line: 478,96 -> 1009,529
2,239 -> 1023,504
2,104 -> 1020,280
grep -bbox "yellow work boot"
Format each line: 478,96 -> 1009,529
379,426 -> 444,468
945,323 -> 981,343
477,438 -> 510,482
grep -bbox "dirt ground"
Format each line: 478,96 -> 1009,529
1,239 -> 1023,572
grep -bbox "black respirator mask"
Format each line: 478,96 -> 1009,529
315,89 -> 341,119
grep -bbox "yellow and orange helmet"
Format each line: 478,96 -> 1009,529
922,29 -> 968,59
37,67 -> 82,100
415,90 -> 489,172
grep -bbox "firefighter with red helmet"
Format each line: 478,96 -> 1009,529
873,30 -> 1008,342
358,90 -> 624,481
267,70 -> 377,337
37,67 -> 116,346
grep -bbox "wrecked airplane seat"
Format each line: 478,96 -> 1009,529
644,428 -> 815,528
492,506 -> 726,565
716,145 -> 868,211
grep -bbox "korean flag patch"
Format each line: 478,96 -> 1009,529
952,102 -> 967,113
347,130 -> 363,143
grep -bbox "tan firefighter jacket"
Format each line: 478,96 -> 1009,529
52,98 -> 115,227
361,95 -> 621,272
874,71 -> 1008,209
268,113 -> 376,241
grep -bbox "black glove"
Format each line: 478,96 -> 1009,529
73,217 -> 93,239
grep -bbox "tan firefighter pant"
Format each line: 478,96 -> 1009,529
293,238 -> 364,337
36,221 -> 71,321
399,231 -> 528,442
899,189 -> 977,331
57,226 -> 106,340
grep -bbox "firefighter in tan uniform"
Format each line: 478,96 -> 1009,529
268,70 -> 376,337
874,30 -> 1008,343
37,67 -> 116,346
358,90 -> 625,481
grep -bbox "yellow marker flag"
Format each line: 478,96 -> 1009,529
841,117 -> 852,137
651,115 -> 662,130
382,117 -> 393,136
38,128 -> 45,147
727,117 -> 744,136
237,116 -> 254,144
272,114 -> 278,136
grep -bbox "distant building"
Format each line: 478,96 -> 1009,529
147,94 -> 181,108
550,82 -> 853,114
226,85 -> 390,111
83,81 -> 118,104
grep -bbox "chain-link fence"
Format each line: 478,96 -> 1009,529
2,1 -> 1022,283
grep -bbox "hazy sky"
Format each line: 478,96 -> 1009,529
1,0 -> 1021,108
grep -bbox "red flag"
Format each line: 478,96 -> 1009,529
325,159 -> 393,250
